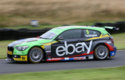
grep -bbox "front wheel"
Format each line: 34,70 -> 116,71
28,47 -> 44,63
94,45 -> 109,60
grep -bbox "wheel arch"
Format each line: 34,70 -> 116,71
93,43 -> 110,56
93,43 -> 108,50
28,46 -> 46,61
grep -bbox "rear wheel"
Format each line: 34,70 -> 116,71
94,45 -> 109,60
28,47 -> 44,63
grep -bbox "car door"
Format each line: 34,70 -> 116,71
51,29 -> 82,58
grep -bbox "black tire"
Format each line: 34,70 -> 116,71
94,45 -> 109,60
28,47 -> 44,63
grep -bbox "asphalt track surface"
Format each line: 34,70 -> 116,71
0,50 -> 125,74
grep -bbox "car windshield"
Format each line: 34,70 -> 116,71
40,31 -> 56,39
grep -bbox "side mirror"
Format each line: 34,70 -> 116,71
56,36 -> 64,40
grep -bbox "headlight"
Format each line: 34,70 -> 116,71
16,46 -> 29,51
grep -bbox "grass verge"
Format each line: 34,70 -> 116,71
2,24 -> 60,30
1,21 -> 96,30
113,33 -> 125,50
0,33 -> 125,59
0,21 -> 116,30
0,40 -> 13,59
0,66 -> 125,80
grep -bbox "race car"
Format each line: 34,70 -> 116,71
6,26 -> 117,63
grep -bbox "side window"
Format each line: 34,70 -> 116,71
59,29 -> 82,39
83,29 -> 100,38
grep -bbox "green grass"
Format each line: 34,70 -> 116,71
113,33 -> 125,50
0,33 -> 125,59
0,40 -> 13,59
0,21 -> 114,30
0,66 -> 125,80
1,22 -> 96,30
1,24 -> 60,30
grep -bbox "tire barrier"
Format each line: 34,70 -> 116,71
0,28 -> 50,40
94,21 -> 125,33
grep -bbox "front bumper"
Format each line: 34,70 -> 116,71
7,46 -> 28,62
7,54 -> 28,62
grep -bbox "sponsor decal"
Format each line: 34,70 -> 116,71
47,58 -> 64,61
55,41 -> 93,57
46,56 -> 86,61
85,34 -> 98,37
74,57 -> 86,60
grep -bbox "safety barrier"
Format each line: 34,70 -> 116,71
0,28 -> 50,40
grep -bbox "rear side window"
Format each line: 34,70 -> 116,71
83,29 -> 101,38
59,29 -> 82,39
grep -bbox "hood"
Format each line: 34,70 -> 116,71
8,38 -> 39,47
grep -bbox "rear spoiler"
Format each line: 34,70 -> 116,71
104,26 -> 119,30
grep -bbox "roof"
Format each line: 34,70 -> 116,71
50,26 -> 108,35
